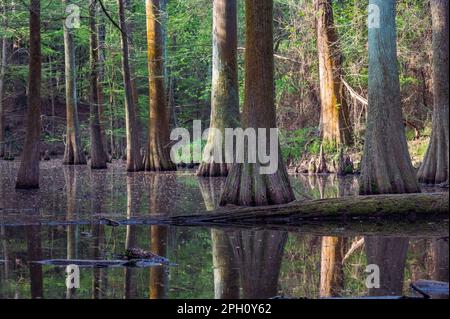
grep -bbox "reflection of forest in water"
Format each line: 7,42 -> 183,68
0,162 -> 448,299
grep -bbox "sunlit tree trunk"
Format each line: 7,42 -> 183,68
63,0 -> 86,165
145,0 -> 176,171
220,0 -> 295,206
315,0 -> 352,147
88,0 -> 107,169
360,0 -> 420,195
197,0 -> 240,177
365,237 -> 409,296
230,230 -> 287,299
418,0 -> 449,186
118,0 -> 144,172
199,179 -> 240,299
0,3 -> 7,158
16,0 -> 41,189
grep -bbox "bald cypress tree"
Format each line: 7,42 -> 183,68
360,0 -> 420,195
197,0 -> 240,177
118,0 -> 144,172
418,0 -> 449,187
88,0 -> 107,169
16,0 -> 41,189
62,0 -> 86,166
145,0 -> 176,171
315,0 -> 352,147
220,0 -> 295,206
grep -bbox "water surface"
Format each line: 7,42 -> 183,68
0,160 -> 448,299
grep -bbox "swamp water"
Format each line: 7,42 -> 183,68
0,160 -> 448,299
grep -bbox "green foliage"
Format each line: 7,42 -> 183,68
280,128 -> 319,161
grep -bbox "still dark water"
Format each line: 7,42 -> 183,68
0,160 -> 448,299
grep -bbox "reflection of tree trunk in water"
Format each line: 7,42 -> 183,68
429,238 -> 449,282
90,172 -> 107,299
307,175 -> 317,195
0,181 -> 7,279
1,226 -> 8,280
26,225 -> 43,299
409,239 -> 429,282
320,237 -> 344,297
64,167 -> 78,299
230,231 -> 287,299
149,175 -> 168,299
318,176 -> 345,297
365,237 -> 409,296
199,179 -> 239,299
124,175 -> 140,299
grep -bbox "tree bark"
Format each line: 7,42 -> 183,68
63,0 -> 86,165
118,0 -> 144,172
0,4 -> 7,158
315,0 -> 353,147
170,192 -> 448,225
97,7 -> 109,159
197,0 -> 240,177
16,0 -> 41,189
360,0 -> 420,195
418,0 -> 449,186
145,0 -> 176,171
220,0 -> 295,206
89,0 -> 107,169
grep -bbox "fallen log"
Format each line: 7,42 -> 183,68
167,192 -> 449,226
1,193 -> 448,237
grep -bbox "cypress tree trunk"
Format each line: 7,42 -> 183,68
88,0 -> 107,169
197,0 -> 240,177
16,0 -> 41,189
360,0 -> 420,195
97,8 -> 109,159
145,0 -> 176,171
0,6 -> 7,158
118,0 -> 144,172
220,0 -> 295,206
315,0 -> 352,147
418,0 -> 449,186
63,0 -> 86,165
124,0 -> 139,107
